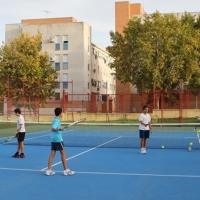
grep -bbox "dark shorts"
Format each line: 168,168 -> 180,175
17,132 -> 25,142
139,130 -> 150,139
51,142 -> 65,151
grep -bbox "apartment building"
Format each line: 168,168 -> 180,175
115,1 -> 200,95
5,17 -> 115,103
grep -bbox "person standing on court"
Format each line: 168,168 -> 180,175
46,107 -> 74,176
12,108 -> 26,158
139,105 -> 152,154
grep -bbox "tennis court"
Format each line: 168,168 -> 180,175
0,122 -> 200,200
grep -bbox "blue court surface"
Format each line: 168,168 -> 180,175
0,128 -> 200,200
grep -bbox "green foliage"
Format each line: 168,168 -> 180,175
108,12 -> 200,93
0,32 -> 58,108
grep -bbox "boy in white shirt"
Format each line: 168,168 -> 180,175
139,105 -> 152,154
12,108 -> 26,158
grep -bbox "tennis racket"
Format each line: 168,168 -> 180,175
151,115 -> 159,124
64,118 -> 86,129
188,128 -> 200,152
4,134 -> 18,142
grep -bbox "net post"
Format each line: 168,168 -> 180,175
71,80 -> 74,122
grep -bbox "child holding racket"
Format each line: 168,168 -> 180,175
12,108 -> 26,158
139,105 -> 152,154
46,107 -> 74,176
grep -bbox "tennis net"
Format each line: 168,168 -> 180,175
0,120 -> 200,149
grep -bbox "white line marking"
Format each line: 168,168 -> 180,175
0,129 -> 73,140
74,171 -> 200,178
0,167 -> 41,172
40,136 -> 122,171
0,130 -> 73,145
0,167 -> 200,178
0,134 -> 50,145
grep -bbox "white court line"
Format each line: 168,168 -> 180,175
0,130 -> 73,145
0,134 -> 51,145
41,136 -> 122,171
0,130 -> 49,141
0,167 -> 200,178
25,130 -> 73,141
0,128 -> 73,140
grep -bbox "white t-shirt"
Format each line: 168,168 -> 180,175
139,113 -> 151,130
17,115 -> 26,132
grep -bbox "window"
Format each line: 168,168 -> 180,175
63,35 -> 68,50
63,73 -> 68,89
97,95 -> 101,101
102,94 -> 107,101
88,82 -> 90,90
102,82 -> 107,89
63,54 -> 68,70
88,63 -> 90,71
55,63 -> 60,70
55,36 -> 60,50
55,55 -> 60,70
98,81 -> 101,88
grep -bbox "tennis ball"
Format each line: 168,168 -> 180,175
8,117 -> 10,120
190,142 -> 193,146
161,146 -> 165,149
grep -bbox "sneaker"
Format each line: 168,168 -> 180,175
12,153 -> 19,158
140,148 -> 145,154
46,170 -> 55,176
143,149 -> 146,154
19,153 -> 25,158
63,169 -> 75,176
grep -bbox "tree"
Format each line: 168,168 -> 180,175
0,32 -> 58,113
108,12 -> 200,94
184,14 -> 200,108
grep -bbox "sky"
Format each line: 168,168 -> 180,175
0,0 -> 200,50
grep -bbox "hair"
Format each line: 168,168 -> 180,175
54,108 -> 62,116
14,108 -> 21,114
143,105 -> 148,110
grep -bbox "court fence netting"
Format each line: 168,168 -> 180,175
0,120 -> 200,149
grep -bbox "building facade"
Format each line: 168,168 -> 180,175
115,2 -> 145,95
5,17 -> 115,103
